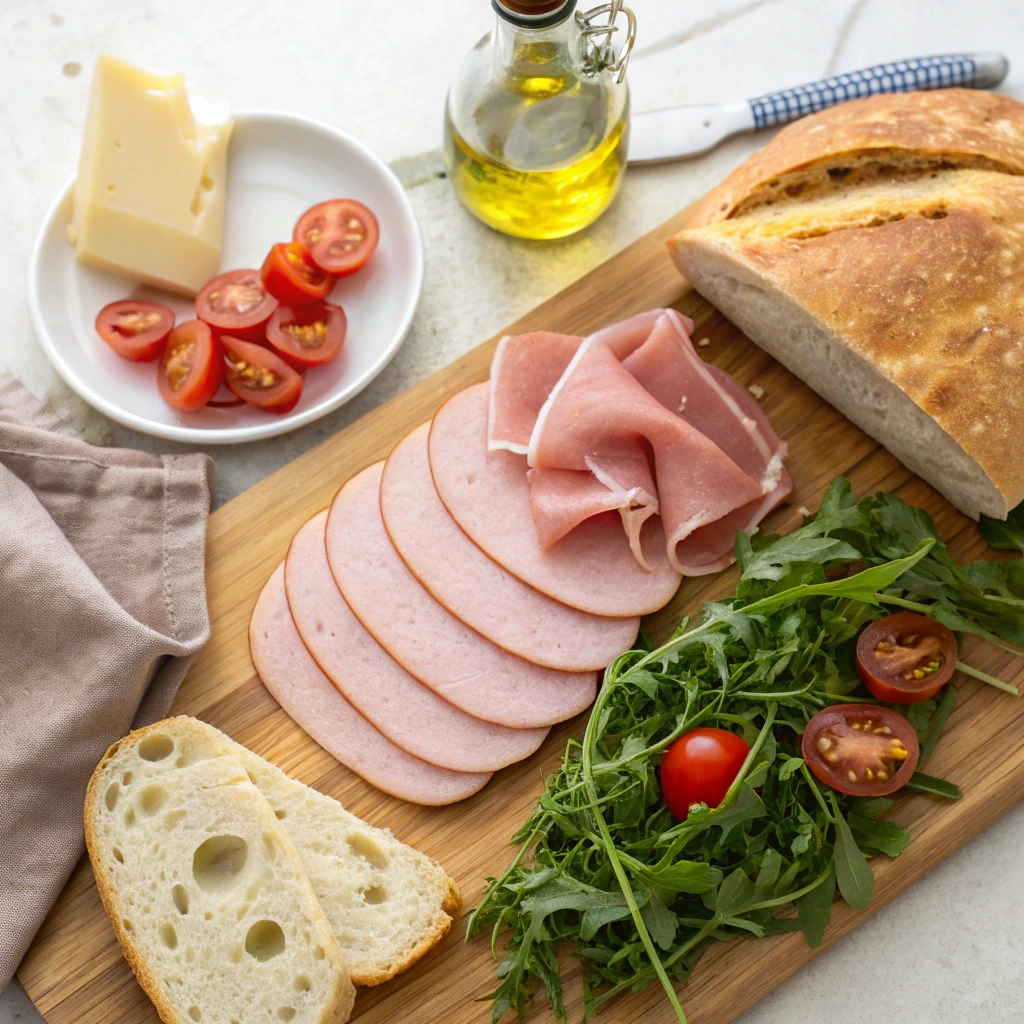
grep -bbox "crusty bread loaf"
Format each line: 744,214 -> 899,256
89,718 -> 462,986
668,89 -> 1024,520
85,754 -> 354,1024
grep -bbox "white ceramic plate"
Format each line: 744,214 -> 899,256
28,110 -> 423,444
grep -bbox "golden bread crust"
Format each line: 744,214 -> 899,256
671,168 -> 1024,511
686,89 -> 1024,228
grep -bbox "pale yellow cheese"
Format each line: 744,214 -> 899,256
70,54 -> 233,296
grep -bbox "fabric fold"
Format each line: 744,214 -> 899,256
0,374 -> 212,989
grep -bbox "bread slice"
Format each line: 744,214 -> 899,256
669,91 -> 1024,521
85,754 -> 354,1024
89,717 -> 461,985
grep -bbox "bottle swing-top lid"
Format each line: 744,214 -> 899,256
491,0 -> 578,28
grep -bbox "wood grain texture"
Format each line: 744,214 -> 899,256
18,204 -> 1024,1024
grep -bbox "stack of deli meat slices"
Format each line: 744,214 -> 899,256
250,309 -> 791,805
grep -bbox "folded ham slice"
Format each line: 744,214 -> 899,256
326,462 -> 598,729
488,310 -> 693,454
380,423 -> 640,671
285,511 -> 549,773
429,383 -> 682,617
250,565 -> 491,806
489,309 -> 790,575
529,329 -> 763,572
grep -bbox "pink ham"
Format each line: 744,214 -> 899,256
488,310 -> 693,453
490,308 -> 790,575
326,462 -> 598,729
249,564 -> 490,806
528,334 -> 764,571
380,423 -> 640,671
489,332 -> 581,453
620,311 -> 792,573
429,383 -> 682,616
285,511 -> 548,772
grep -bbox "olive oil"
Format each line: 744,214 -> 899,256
444,101 -> 629,240
444,1 -> 633,240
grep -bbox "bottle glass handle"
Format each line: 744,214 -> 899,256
748,54 -> 986,131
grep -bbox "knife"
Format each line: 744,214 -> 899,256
628,52 -> 1010,165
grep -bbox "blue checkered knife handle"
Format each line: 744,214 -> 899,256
749,53 -> 1008,131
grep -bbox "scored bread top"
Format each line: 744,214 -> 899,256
670,167 -> 1024,515
685,89 -> 1024,228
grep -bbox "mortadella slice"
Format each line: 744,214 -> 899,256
326,462 -> 598,729
249,564 -> 491,806
380,423 -> 640,671
429,383 -> 682,617
285,511 -> 548,773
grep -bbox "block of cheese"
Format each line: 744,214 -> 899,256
69,54 -> 233,295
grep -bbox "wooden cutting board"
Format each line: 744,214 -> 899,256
18,204 -> 1024,1024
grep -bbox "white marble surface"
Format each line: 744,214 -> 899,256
3,0 -> 1024,1020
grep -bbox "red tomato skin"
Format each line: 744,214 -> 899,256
260,243 -> 334,306
96,300 -> 175,362
221,335 -> 303,415
293,199 -> 379,277
265,301 -> 347,372
855,612 -> 957,705
660,728 -> 751,821
195,269 -> 277,342
157,320 -> 222,413
802,704 -> 919,797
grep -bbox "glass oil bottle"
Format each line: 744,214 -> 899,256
444,0 -> 636,240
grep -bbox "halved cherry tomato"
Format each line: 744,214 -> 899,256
802,705 -> 919,797
221,336 -> 303,415
293,199 -> 379,277
265,301 -> 347,372
260,242 -> 334,306
660,727 -> 750,820
157,320 -> 222,413
195,269 -> 278,341
856,612 -> 957,704
96,300 -> 174,362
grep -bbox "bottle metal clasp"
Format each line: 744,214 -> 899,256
575,0 -> 636,83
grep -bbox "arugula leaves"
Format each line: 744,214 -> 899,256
979,500 -> 1024,554
469,479 -> 1019,1023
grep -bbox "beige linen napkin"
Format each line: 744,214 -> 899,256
0,375 -> 212,989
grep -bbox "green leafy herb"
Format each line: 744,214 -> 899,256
979,500 -> 1024,554
904,772 -> 963,800
469,479 -> 1020,1023
833,809 -> 873,910
795,864 -> 835,948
